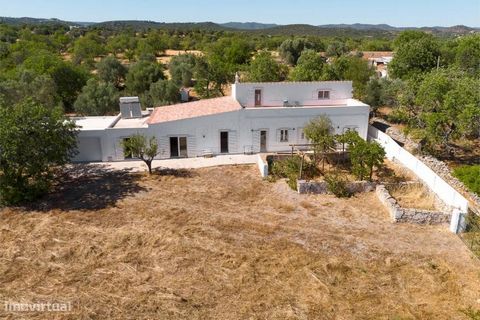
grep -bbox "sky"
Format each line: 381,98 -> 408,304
1,0 -> 479,27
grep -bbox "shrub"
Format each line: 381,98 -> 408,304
325,173 -> 351,198
453,165 -> 480,196
270,156 -> 319,190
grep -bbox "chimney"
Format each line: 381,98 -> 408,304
119,97 -> 142,119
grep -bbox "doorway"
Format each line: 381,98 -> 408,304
220,131 -> 229,153
170,137 -> 187,158
260,130 -> 267,152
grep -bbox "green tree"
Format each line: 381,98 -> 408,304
289,49 -> 325,81
279,38 -> 313,65
246,51 -> 287,82
325,56 -> 374,99
342,131 -> 385,180
0,71 -> 58,107
96,56 -> 127,88
72,33 -> 106,67
74,79 -> 119,116
19,50 -> 89,110
144,79 -> 180,107
121,134 -> 159,174
303,115 -> 336,171
389,31 -> 440,79
125,61 -> 165,96
169,54 -> 197,87
416,69 -> 480,151
364,78 -> 383,114
0,100 -> 78,204
455,34 -> 480,75
325,40 -> 349,58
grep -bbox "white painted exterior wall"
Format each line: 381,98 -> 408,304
368,126 -> 469,215
233,81 -> 353,107
73,81 -> 370,162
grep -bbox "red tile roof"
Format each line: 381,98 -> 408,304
147,96 -> 242,124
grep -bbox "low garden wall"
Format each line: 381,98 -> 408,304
257,154 -> 268,178
297,180 -> 377,194
375,184 -> 450,225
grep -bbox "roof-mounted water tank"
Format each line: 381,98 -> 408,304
120,97 -> 142,119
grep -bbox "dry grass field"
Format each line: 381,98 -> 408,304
0,165 -> 479,319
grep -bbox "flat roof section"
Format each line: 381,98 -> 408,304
113,112 -> 151,129
72,116 -> 119,131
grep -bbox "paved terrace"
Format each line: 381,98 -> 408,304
81,154 -> 259,172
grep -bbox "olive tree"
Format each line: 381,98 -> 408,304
121,134 -> 159,174
0,100 -> 78,204
341,130 -> 385,180
74,79 -> 119,116
303,115 -> 335,171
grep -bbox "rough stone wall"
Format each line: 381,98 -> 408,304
418,155 -> 480,211
371,117 -> 480,213
375,185 -> 450,225
297,181 -> 377,195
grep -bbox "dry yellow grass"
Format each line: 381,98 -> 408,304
0,165 -> 479,319
389,183 -> 438,211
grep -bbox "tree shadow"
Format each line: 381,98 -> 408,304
27,163 -> 147,212
153,167 -> 197,178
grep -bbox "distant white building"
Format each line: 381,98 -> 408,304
72,81 -> 370,162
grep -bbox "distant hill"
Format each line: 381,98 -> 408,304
93,20 -> 227,31
221,22 -> 278,30
0,16 -> 92,27
0,17 -> 478,37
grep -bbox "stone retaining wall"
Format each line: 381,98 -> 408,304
297,180 -> 377,195
376,185 -> 450,225
418,155 -> 480,212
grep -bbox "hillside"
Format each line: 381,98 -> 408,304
0,17 -> 478,37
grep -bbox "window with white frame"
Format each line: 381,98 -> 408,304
318,90 -> 330,100
280,129 -> 289,142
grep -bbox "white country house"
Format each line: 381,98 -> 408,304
72,81 -> 370,162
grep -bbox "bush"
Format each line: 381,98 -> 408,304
387,107 -> 410,124
270,156 -> 319,190
325,173 -> 351,198
453,165 -> 480,196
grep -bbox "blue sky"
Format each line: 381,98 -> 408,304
1,0 -> 479,27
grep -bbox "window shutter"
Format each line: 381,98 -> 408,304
276,129 -> 281,142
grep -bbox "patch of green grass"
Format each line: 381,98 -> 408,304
453,165 -> 480,196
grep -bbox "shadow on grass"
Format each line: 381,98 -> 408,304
153,167 -> 196,178
29,163 -> 148,212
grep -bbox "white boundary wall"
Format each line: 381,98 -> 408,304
257,154 -> 268,177
368,126 -> 469,233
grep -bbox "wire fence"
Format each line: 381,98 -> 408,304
459,209 -> 480,259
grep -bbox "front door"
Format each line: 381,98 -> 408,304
220,131 -> 229,153
260,130 -> 267,152
170,137 -> 179,157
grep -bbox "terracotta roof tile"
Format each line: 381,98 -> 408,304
148,96 -> 242,124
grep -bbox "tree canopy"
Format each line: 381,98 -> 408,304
74,78 -> 119,116
246,51 -> 287,82
0,100 -> 78,204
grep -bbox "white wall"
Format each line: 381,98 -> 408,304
75,103 -> 370,162
233,81 -> 353,107
368,126 -> 469,216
